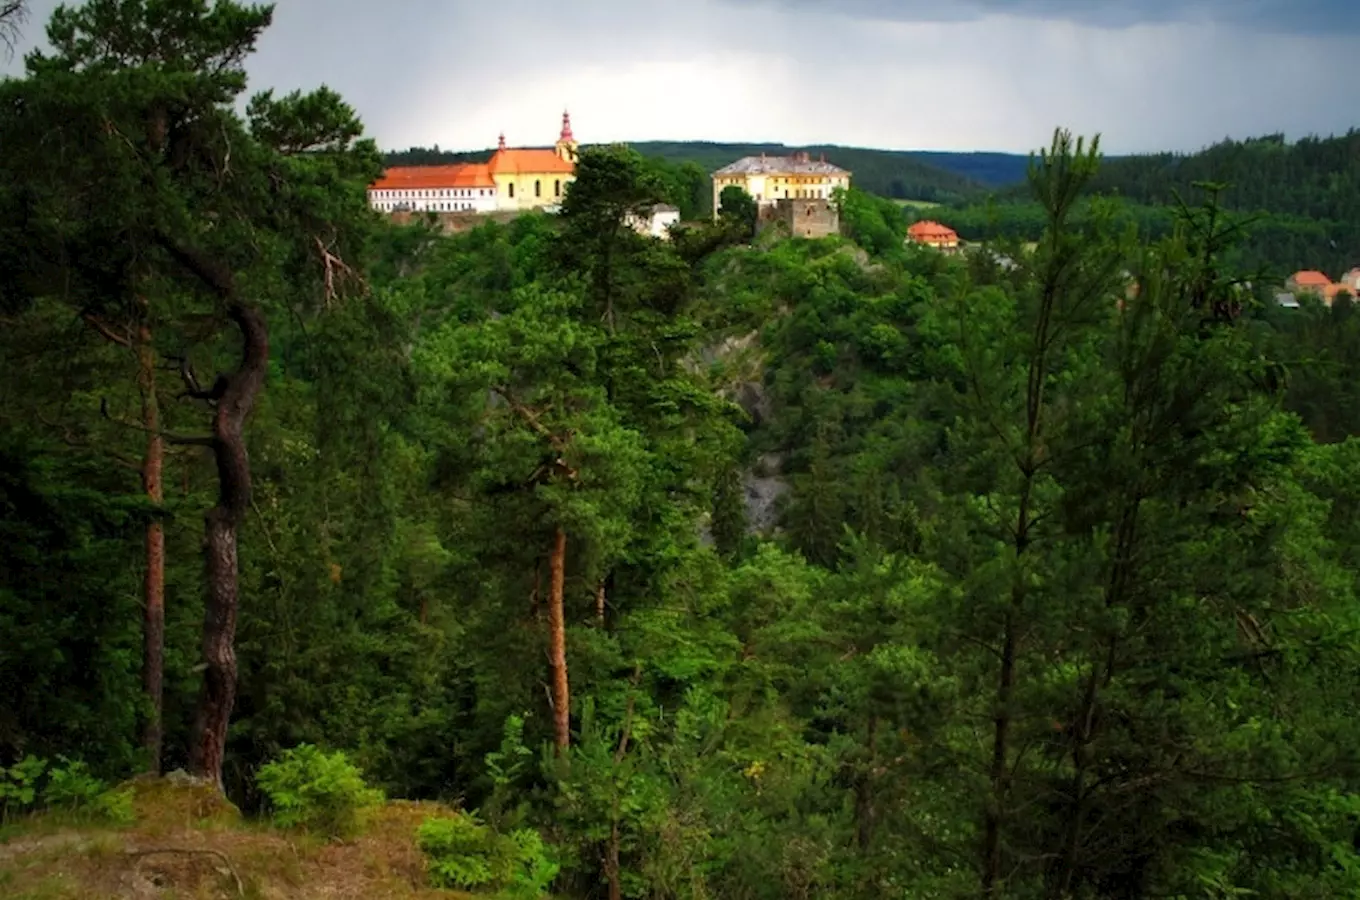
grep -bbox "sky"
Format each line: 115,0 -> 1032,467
3,0 -> 1358,155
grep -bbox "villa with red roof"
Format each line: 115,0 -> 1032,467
1285,269 -> 1359,306
906,220 -> 960,253
368,112 -> 579,215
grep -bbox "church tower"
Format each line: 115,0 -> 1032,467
554,110 -> 578,163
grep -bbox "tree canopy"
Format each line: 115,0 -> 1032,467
4,5 -> 1360,899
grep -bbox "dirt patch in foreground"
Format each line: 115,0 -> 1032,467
0,793 -> 468,900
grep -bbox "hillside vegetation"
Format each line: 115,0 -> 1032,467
934,131 -> 1360,276
10,3 -> 1360,899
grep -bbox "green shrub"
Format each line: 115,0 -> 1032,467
417,812 -> 558,898
501,827 -> 559,900
0,756 -> 47,820
255,744 -> 383,839
44,758 -> 134,825
43,758 -> 105,808
0,755 -> 133,825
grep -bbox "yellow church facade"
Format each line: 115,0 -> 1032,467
488,111 -> 579,211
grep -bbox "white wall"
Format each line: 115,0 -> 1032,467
648,209 -> 680,238
368,185 -> 499,213
625,209 -> 681,240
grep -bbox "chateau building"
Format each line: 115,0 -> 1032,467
368,112 -> 580,215
711,151 -> 851,216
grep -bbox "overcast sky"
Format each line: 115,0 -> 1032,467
5,0 -> 1358,155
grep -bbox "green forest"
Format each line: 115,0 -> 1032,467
929,132 -> 1360,279
391,131 -> 1360,280
7,2 -> 1360,899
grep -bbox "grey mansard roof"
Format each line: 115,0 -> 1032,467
713,154 -> 850,177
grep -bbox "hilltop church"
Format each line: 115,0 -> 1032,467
369,112 -> 580,215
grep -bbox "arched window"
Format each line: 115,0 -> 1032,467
509,183 -> 515,199
534,180 -> 541,198
554,180 -> 561,197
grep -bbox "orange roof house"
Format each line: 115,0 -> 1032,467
1283,270 -> 1357,307
906,220 -> 960,252
1288,270 -> 1331,292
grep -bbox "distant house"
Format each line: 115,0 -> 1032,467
906,220 -> 960,253
1287,269 -> 1332,296
626,203 -> 681,240
1285,269 -> 1357,306
1275,292 -> 1300,309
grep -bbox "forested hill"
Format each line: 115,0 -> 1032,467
981,131 -> 1360,218
383,141 -> 1010,203
894,149 -> 1032,186
932,130 -> 1360,276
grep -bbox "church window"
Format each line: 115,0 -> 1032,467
509,183 -> 515,198
535,180 -> 541,198
554,180 -> 561,197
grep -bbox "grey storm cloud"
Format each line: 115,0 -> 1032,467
3,0 -> 1358,154
728,0 -> 1359,33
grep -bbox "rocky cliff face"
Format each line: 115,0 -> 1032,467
694,330 -> 788,537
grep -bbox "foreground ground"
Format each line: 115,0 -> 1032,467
0,777 -> 466,899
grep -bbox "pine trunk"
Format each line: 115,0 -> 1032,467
138,322 -> 166,774
983,613 -> 1016,898
189,301 -> 268,789
855,715 -> 879,853
605,821 -> 622,900
548,525 -> 570,753
985,261 -> 1051,896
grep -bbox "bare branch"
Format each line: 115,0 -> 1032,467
314,235 -> 365,307
81,311 -> 134,349
0,0 -> 26,59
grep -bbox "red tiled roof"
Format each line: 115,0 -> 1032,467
1291,270 -> 1331,287
907,220 -> 958,240
370,164 -> 494,190
487,148 -> 575,175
